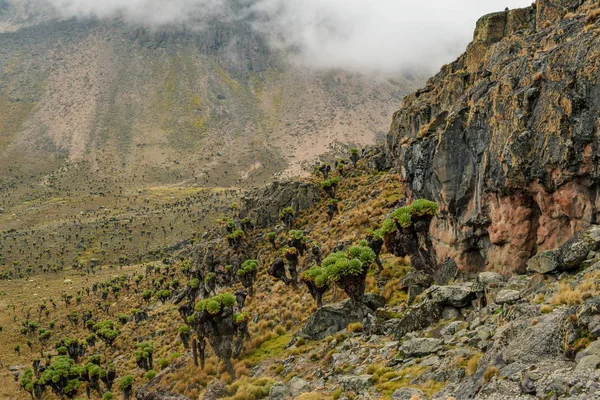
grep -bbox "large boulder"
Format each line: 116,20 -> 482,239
422,282 -> 482,308
387,282 -> 484,339
399,338 -> 443,357
297,294 -> 385,340
527,226 -> 600,274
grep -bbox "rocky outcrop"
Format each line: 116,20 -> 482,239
239,181 -> 320,229
527,225 -> 600,273
386,0 -> 600,273
297,293 -> 385,340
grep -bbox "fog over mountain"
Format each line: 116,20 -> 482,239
46,0 -> 532,73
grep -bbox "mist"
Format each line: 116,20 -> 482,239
47,0 -> 533,74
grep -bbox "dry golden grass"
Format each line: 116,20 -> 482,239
586,9 -> 600,25
540,304 -> 553,314
551,274 -> 600,306
466,353 -> 482,376
483,366 -> 499,382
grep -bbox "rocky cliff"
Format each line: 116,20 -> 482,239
387,0 -> 600,274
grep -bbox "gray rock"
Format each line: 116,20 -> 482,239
576,340 -> 600,362
200,380 -> 230,400
425,283 -> 481,308
400,269 -> 433,289
527,227 -> 600,274
442,306 -> 461,319
400,338 -> 443,357
495,289 -> 521,304
389,282 -> 483,340
387,299 -> 443,339
288,377 -> 311,397
420,355 -> 441,367
337,375 -> 373,393
576,355 -> 600,372
478,272 -> 506,287
392,387 -> 425,399
298,293 -> 385,340
576,296 -> 600,337
527,250 -> 559,274
440,321 -> 464,338
560,235 -> 596,270
268,383 -> 292,400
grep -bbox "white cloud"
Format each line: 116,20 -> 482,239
46,0 -> 533,73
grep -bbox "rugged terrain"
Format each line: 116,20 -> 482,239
0,0 -> 420,274
387,0 -> 600,274
1,1 -> 600,400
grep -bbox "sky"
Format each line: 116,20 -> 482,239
46,0 -> 533,74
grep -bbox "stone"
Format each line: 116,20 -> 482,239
425,283 -> 481,308
576,296 -> 600,338
559,235 -> 596,270
140,391 -> 192,400
478,272 -> 506,287
387,299 -> 443,340
288,377 -> 311,397
495,289 -> 521,304
400,269 -> 433,289
400,338 -> 443,357
391,387 -> 426,399
576,355 -> 600,372
298,294 -> 385,340
268,383 -> 292,400
576,340 -> 600,362
440,321 -> 464,338
200,380 -> 230,400
419,355 -> 440,367
527,251 -> 559,274
337,375 -> 372,393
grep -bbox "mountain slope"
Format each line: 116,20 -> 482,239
0,3 -> 420,192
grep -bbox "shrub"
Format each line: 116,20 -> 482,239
301,267 -> 328,288
237,260 -> 259,277
154,289 -> 172,302
92,320 -> 119,346
278,207 -> 294,219
322,245 -> 376,283
408,199 -> 439,217
145,370 -> 156,380
119,375 -> 134,391
195,292 -> 236,314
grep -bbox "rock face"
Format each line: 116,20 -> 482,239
239,181 -> 321,229
386,0 -> 600,274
